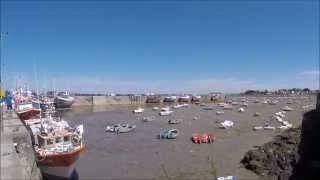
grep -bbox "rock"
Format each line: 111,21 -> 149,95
241,127 -> 301,180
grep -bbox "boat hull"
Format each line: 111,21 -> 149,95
54,97 -> 74,109
16,108 -> 41,120
37,145 -> 84,178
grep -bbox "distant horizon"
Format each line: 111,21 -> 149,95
7,84 -> 318,95
1,1 -> 319,93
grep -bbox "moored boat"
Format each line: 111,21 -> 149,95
191,132 -> 215,144
27,116 -> 85,179
168,119 -> 183,124
105,123 -> 136,133
191,95 -> 201,103
133,107 -> 144,113
159,110 -> 173,116
54,92 -> 74,109
163,96 -> 177,103
159,128 -> 179,139
178,95 -> 190,103
15,101 -> 41,120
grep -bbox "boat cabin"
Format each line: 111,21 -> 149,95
37,130 -> 74,150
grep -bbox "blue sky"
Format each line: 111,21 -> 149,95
1,1 -> 319,93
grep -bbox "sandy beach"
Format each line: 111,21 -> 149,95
61,95 -> 316,180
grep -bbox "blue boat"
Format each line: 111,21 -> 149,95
159,128 -> 179,139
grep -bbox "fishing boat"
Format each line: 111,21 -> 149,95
168,119 -> 183,124
26,116 -> 85,179
15,101 -> 41,120
54,92 -> 74,109
159,128 -> 179,139
105,123 -> 136,133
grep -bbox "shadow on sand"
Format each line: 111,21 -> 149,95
42,169 -> 79,180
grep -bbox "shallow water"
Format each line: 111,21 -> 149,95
59,96 -> 316,180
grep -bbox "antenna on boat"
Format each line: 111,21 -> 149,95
33,59 -> 43,123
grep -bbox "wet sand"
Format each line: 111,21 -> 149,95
61,95 -> 316,180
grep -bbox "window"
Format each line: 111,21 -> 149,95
56,137 -> 63,143
64,136 -> 70,142
47,139 -> 54,145
38,138 -> 45,147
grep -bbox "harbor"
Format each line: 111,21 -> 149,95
1,1 -> 319,179
1,89 -> 317,180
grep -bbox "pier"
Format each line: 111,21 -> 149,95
73,95 -> 225,106
1,111 -> 42,180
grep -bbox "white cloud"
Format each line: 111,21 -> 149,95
300,70 -> 320,76
4,73 -> 318,94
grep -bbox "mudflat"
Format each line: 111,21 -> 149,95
61,95 -> 316,180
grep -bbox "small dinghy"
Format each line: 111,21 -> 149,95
202,107 -> 213,110
152,107 -> 159,111
254,112 -> 261,117
142,116 -> 155,122
263,125 -> 276,130
161,107 -> 171,111
193,116 -> 200,120
191,132 -> 215,144
173,104 -> 183,109
231,102 -> 239,105
217,176 -> 236,180
253,126 -> 263,131
282,106 -> 293,111
223,105 -> 233,110
106,123 -> 136,133
159,110 -> 173,116
218,103 -> 227,107
240,103 -> 248,107
216,111 -> 224,115
269,100 -> 278,105
133,107 -> 144,113
168,119 -> 183,124
220,120 -> 234,128
159,128 -> 179,139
